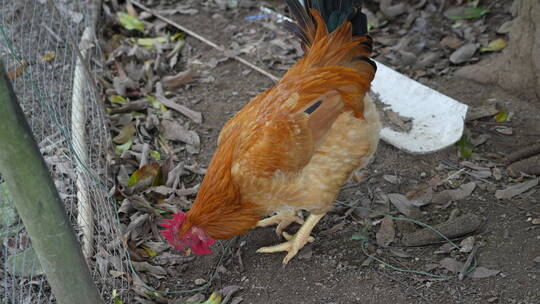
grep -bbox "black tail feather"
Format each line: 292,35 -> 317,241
285,0 -> 368,36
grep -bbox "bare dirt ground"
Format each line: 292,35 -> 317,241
101,1 -> 540,303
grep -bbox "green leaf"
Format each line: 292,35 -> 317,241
137,37 -> 167,49
40,52 -> 56,63
351,233 -> 368,242
351,224 -> 371,243
117,12 -> 144,32
6,248 -> 43,277
146,95 -> 167,112
110,95 -> 128,103
445,7 -> 489,20
200,292 -> 222,304
456,134 -> 474,159
150,150 -> 161,161
480,39 -> 507,52
495,110 -> 508,122
112,289 -> 124,304
452,22 -> 464,28
171,33 -> 185,41
132,112 -> 146,117
115,139 -> 133,155
142,245 -> 157,257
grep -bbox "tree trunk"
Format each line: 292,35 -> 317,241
456,0 -> 540,102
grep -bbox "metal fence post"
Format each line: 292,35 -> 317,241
0,61 -> 104,304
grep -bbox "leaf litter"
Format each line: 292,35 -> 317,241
100,2 -> 227,298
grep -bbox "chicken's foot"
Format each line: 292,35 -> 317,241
256,209 -> 304,236
257,213 -> 324,264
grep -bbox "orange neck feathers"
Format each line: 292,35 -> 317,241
182,139 -> 262,240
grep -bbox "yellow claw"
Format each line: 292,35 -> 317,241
256,213 -> 324,264
256,210 -> 304,236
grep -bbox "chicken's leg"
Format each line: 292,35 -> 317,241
257,213 -> 324,264
256,209 -> 304,236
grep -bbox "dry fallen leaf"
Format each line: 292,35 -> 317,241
462,162 -> 492,179
406,185 -> 434,207
160,119 -> 200,147
124,213 -> 150,238
432,182 -> 476,204
459,236 -> 475,253
440,35 -> 463,49
466,105 -> 499,121
162,69 -> 193,90
376,216 -> 395,247
125,1 -> 138,18
495,178 -> 539,199
128,163 -> 160,187
113,122 -> 136,144
389,248 -> 410,258
387,193 -> 422,218
385,109 -> 412,132
219,285 -> 243,304
113,76 -> 138,96
450,43 -> 478,64
383,174 -> 401,185
159,97 -> 202,124
434,243 -> 456,254
7,60 -> 28,80
40,52 -> 56,63
147,185 -> 174,196
131,261 -> 167,276
494,126 -> 513,135
467,266 -> 500,279
439,257 -> 463,273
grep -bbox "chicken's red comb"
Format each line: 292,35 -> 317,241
159,212 -> 186,244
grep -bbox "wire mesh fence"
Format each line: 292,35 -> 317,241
0,0 -> 129,303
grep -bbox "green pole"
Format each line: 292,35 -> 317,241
0,61 -> 104,304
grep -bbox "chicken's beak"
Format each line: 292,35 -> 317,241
184,248 -> 192,256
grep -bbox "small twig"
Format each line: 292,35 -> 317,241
360,242 -> 452,279
459,245 -> 478,281
401,213 -> 483,247
130,0 -> 280,82
157,137 -> 175,157
156,82 -> 202,123
444,167 -> 466,182
140,143 -> 150,168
